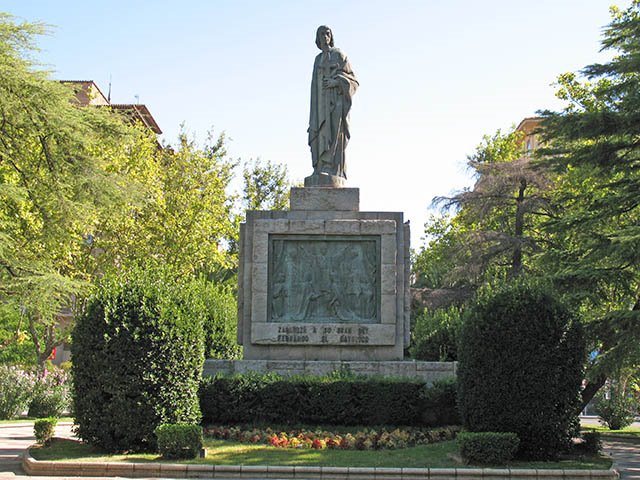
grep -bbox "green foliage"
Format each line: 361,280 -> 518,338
200,373 -> 455,427
579,431 -> 602,455
71,266 -> 205,453
457,432 -> 519,465
0,14 -> 162,368
412,214 -> 471,289
0,365 -> 35,419
0,304 -> 34,365
429,127 -> 550,285
457,282 -> 585,460
34,417 -> 58,445
197,280 -> 241,359
155,424 -> 203,459
538,1 -> 640,394
28,368 -> 70,418
410,306 -> 462,361
421,377 -> 460,427
595,388 -> 638,430
92,128 -> 238,280
242,158 -> 290,211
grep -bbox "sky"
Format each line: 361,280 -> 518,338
4,0 -> 629,248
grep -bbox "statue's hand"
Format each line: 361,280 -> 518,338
323,77 -> 338,88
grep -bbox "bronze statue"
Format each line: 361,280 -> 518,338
307,26 -> 358,186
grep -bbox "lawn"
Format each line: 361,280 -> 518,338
583,425 -> 640,440
0,417 -> 73,425
30,437 -> 612,470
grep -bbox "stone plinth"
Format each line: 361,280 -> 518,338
290,187 -> 359,211
304,172 -> 346,188
238,186 -> 410,361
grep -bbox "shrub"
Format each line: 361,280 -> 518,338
199,281 -> 242,359
200,372 -> 456,427
71,266 -> 205,453
0,365 -> 35,419
155,424 -> 203,459
410,306 -> 462,361
34,417 -> 58,445
457,432 -> 519,465
457,282 -> 585,460
595,389 -> 638,430
578,431 -> 602,455
421,377 -> 459,426
28,368 -> 70,418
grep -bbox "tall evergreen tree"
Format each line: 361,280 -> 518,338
0,14 -> 157,368
539,1 -> 640,406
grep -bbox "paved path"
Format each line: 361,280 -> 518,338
581,417 -> 640,479
604,438 -> 640,480
0,423 -> 75,479
1,421 -> 638,479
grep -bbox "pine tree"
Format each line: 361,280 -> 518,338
539,1 -> 640,406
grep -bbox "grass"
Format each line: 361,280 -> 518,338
582,425 -> 640,440
0,417 -> 73,425
30,438 -> 612,470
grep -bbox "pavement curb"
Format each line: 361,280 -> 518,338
22,450 -> 621,480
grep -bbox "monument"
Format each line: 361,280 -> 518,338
205,27 -> 454,381
306,25 -> 358,188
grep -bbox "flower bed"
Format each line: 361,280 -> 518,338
204,425 -> 462,451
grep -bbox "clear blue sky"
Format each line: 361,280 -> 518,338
5,1 -> 628,248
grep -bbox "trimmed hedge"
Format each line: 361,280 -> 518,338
34,417 -> 58,445
421,377 -> 459,426
72,267 -> 205,453
155,424 -> 203,459
200,373 -> 458,427
457,282 -> 585,460
457,432 -> 519,465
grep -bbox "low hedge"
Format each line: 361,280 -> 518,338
457,432 -> 519,465
34,417 -> 58,445
422,377 -> 459,426
155,424 -> 203,459
200,373 -> 458,427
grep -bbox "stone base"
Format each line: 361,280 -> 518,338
204,359 -> 457,385
238,186 -> 410,362
290,187 -> 359,211
304,172 -> 346,187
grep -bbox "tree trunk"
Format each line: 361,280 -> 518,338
511,178 -> 527,278
28,316 -> 56,375
580,373 -> 607,412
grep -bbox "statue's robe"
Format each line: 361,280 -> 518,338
308,47 -> 358,179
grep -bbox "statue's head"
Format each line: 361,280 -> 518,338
315,25 -> 334,49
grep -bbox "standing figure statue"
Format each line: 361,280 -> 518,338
307,25 -> 358,187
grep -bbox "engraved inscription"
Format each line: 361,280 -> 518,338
251,323 -> 396,345
268,236 -> 380,323
273,325 -> 370,344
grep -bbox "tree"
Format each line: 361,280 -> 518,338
538,1 -> 640,407
434,127 -> 552,282
95,129 -> 238,279
242,158 -> 290,211
0,14 -> 157,370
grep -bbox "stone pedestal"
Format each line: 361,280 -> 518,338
204,359 -> 456,385
237,187 -> 410,361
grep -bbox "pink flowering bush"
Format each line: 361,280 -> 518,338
0,365 -> 36,419
28,367 -> 70,418
205,425 -> 461,451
